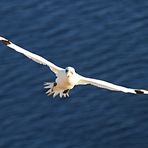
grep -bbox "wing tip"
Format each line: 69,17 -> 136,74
135,90 -> 144,94
1,39 -> 11,45
0,36 -> 11,45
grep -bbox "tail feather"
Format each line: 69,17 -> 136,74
44,82 -> 70,98
53,92 -> 59,98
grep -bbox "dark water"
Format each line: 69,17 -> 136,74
0,0 -> 148,148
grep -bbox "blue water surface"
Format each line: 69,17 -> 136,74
0,0 -> 148,148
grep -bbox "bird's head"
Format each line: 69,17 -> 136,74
65,67 -> 75,77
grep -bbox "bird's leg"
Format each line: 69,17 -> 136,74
63,89 -> 69,93
52,82 -> 57,91
63,89 -> 70,97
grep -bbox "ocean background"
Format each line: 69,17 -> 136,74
0,0 -> 148,148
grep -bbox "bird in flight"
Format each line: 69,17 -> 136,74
0,36 -> 148,98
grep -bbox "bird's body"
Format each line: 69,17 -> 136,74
44,67 -> 79,97
56,68 -> 77,89
1,35 -> 148,98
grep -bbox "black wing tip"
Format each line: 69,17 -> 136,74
1,39 -> 11,45
135,90 -> 144,94
0,35 -> 11,45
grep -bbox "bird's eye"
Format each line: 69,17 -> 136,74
65,69 -> 68,73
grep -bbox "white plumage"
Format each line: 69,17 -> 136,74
0,36 -> 148,98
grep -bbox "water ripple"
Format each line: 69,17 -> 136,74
0,0 -> 148,148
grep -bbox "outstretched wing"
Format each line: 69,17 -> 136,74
0,36 -> 63,74
77,75 -> 148,94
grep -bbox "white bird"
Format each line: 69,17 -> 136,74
0,36 -> 148,98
